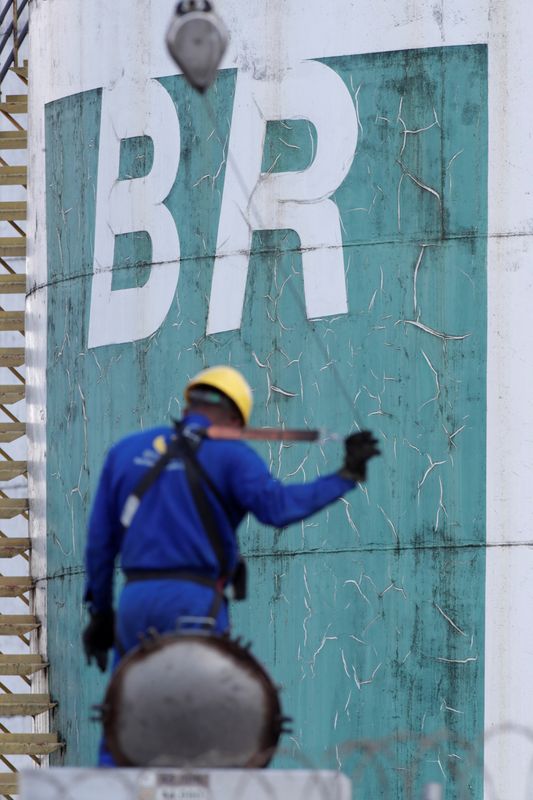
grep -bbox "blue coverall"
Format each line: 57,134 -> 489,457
84,412 -> 356,764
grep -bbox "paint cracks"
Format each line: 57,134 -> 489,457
344,569 -> 376,607
302,564 -> 312,647
445,148 -> 464,195
398,319 -> 471,341
339,497 -> 359,538
420,350 -> 441,410
435,476 -> 447,531
377,505 -> 399,542
396,97 -> 441,231
417,454 -> 447,503
309,624 -> 336,676
397,245 -> 472,339
434,604 -> 468,638
192,129 -> 228,192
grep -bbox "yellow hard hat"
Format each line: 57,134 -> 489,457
185,365 -> 253,425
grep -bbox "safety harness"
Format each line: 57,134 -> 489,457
120,423 -> 246,621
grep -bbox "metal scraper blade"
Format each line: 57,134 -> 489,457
205,426 -> 321,443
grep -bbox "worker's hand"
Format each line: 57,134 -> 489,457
339,430 -> 380,482
82,609 -> 115,672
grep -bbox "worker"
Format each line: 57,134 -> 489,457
83,365 -> 380,764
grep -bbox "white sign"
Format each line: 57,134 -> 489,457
19,768 -> 352,800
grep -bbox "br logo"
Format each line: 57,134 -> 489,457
88,61 -> 358,348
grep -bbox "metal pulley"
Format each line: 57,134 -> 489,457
166,0 -> 229,93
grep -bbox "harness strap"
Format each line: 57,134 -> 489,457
124,569 -> 223,589
120,435 -> 182,528
178,435 -> 229,576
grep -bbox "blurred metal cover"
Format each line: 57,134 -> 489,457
102,633 -> 286,768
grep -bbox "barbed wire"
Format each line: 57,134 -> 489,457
273,723 -> 533,799
16,724 -> 533,799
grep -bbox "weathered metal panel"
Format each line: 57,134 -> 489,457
25,0 -> 533,796
41,45 -> 488,791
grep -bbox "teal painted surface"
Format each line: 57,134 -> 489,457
45,46 -> 487,796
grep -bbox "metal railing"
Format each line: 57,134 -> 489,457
0,0 -> 29,91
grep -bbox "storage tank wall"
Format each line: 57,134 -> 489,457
26,1 -> 531,796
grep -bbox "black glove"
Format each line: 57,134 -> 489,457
339,430 -> 380,482
82,609 -> 115,672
